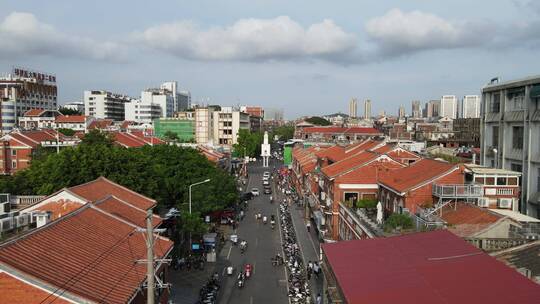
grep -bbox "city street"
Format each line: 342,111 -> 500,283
217,157 -> 289,304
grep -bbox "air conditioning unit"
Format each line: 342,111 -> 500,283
498,198 -> 513,209
477,197 -> 489,208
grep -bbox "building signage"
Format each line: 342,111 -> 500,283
12,67 -> 56,83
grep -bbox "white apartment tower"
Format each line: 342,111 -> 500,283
160,81 -> 191,112
364,99 -> 372,120
411,100 -> 421,118
462,95 -> 481,118
124,99 -> 162,124
440,95 -> 458,119
212,107 -> 250,146
349,98 -> 358,118
84,90 -> 134,121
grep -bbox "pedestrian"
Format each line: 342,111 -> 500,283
306,221 -> 311,232
316,293 -> 322,304
313,262 -> 320,278
308,260 -> 313,274
307,267 -> 311,280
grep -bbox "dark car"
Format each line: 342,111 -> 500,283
240,192 -> 254,201
264,188 -> 272,194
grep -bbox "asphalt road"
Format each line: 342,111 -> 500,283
218,158 -> 289,304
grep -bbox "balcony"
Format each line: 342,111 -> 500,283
433,184 -> 483,198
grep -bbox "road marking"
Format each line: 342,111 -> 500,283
227,245 -> 232,260
250,296 -> 253,304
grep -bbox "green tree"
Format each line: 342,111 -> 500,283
163,130 -> 179,141
233,129 -> 263,157
58,107 -> 82,115
57,128 -> 76,136
384,214 -> 414,232
305,116 -> 331,126
80,129 -> 114,146
271,125 -> 295,142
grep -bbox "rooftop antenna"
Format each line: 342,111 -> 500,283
489,77 -> 500,84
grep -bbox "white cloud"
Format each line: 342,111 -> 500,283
0,12 -> 125,61
365,9 -> 491,56
133,16 -> 357,62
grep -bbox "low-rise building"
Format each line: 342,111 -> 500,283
154,118 -> 195,142
54,115 -> 92,132
18,109 -> 62,130
212,107 -> 250,146
297,126 -> 382,142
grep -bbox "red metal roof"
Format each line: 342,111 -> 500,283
379,159 -> 458,193
68,177 -> 156,210
23,109 -> 47,117
440,202 -> 504,237
0,206 -> 173,304
88,119 -> 113,130
335,161 -> 405,184
322,230 -> 540,304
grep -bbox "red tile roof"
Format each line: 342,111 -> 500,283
0,206 -> 173,304
322,230 -> 540,304
386,148 -> 420,161
34,199 -> 84,220
128,131 -> 165,145
23,108 -> 47,117
68,177 -> 156,210
303,126 -> 381,134
88,119 -> 113,130
95,196 -> 162,228
0,272 -> 71,304
321,151 -> 380,178
55,115 -> 86,123
379,159 -> 458,193
335,161 -> 405,184
113,132 -> 146,148
440,203 -> 505,237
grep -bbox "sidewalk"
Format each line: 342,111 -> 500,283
169,226 -> 234,303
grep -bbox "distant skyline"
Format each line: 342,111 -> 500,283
1,0 -> 539,118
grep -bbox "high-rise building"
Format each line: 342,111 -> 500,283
411,100 -> 421,118
480,75 -> 540,217
349,98 -> 358,118
160,81 -> 191,112
363,99 -> 371,119
264,108 -> 284,122
462,95 -> 481,118
84,90 -> 134,121
425,100 -> 441,118
398,105 -> 406,118
140,88 -> 175,118
440,95 -> 457,119
0,68 -> 57,134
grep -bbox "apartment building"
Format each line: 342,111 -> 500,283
212,107 -> 250,146
349,98 -> 357,118
84,90 -> 134,121
480,75 -> 540,217
160,81 -> 191,112
411,100 -> 421,118
195,107 -> 214,144
124,99 -> 162,123
0,68 -> 57,134
440,95 -> 458,119
462,95 -> 481,118
425,100 -> 440,118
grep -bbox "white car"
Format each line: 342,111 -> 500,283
251,188 -> 260,196
262,176 -> 269,181
263,180 -> 270,186
263,171 -> 270,177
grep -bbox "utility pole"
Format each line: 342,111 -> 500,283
146,209 -> 155,304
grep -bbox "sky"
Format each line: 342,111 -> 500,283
1,0 -> 540,118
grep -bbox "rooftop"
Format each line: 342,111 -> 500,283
322,230 -> 540,304
0,206 -> 173,304
439,203 -> 505,237
68,177 -> 156,210
379,159 -> 459,193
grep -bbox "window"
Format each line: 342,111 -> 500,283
512,126 -> 524,149
11,160 -> 16,169
485,177 -> 495,185
492,126 -> 499,147
508,177 -> 518,186
475,177 -> 485,184
344,192 -> 359,205
496,177 -> 507,185
507,88 -> 525,110
491,93 -> 500,113
11,150 -> 16,156
511,163 -> 523,173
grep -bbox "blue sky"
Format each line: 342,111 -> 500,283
1,0 -> 539,118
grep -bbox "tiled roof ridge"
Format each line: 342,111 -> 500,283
379,159 -> 458,193
94,195 -> 161,220
70,176 -> 157,207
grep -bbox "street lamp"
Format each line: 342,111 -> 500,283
188,178 -> 211,252
189,179 -> 211,214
